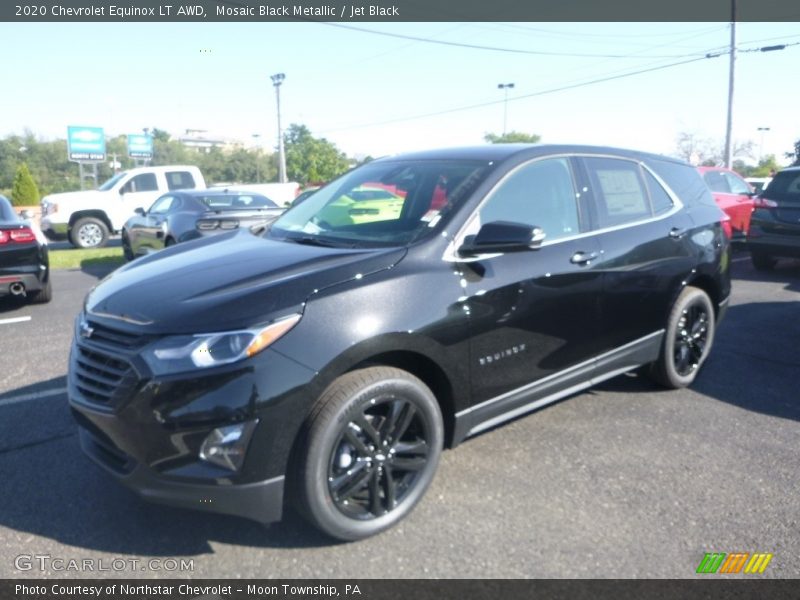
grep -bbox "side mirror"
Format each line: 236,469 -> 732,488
19,209 -> 34,220
134,207 -> 146,216
458,221 -> 545,256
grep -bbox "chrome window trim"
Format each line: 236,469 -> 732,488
443,153 -> 684,263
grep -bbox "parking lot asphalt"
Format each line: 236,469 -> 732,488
0,254 -> 798,578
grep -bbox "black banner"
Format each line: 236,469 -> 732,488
4,580 -> 799,600
3,0 -> 800,22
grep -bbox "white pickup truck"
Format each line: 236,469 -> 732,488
40,165 -> 206,248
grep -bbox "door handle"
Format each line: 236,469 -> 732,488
570,251 -> 598,265
669,227 -> 687,239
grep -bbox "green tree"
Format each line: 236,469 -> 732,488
284,124 -> 350,185
484,131 -> 542,144
11,163 -> 40,206
787,139 -> 800,166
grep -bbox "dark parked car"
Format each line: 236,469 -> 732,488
69,145 -> 730,541
748,166 -> 800,270
121,189 -> 283,260
0,196 -> 51,304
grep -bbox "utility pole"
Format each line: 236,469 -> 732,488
271,73 -> 287,183
497,83 -> 515,137
723,0 -> 736,169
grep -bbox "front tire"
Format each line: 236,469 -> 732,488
650,286 -> 715,389
70,217 -> 109,249
297,367 -> 443,541
122,231 -> 134,261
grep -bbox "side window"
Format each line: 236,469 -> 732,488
478,158 -> 580,242
148,196 -> 177,214
584,158 -> 651,228
644,170 -> 675,215
122,173 -> 158,194
723,172 -> 751,195
703,171 -> 731,193
167,171 -> 196,191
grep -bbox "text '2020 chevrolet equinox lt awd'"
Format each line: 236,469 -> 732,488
69,145 -> 731,541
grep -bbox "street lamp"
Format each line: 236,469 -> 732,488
497,83 -> 515,136
270,73 -> 287,184
252,133 -> 261,183
757,127 -> 770,159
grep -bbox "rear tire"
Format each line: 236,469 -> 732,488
296,367 -> 443,541
70,217 -> 109,249
751,251 -> 777,271
122,231 -> 134,261
30,277 -> 52,304
649,286 -> 715,389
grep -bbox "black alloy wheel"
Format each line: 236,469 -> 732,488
297,367 -> 443,541
650,286 -> 716,389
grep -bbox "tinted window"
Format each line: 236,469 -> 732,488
167,171 -> 196,191
123,173 -> 158,193
762,170 -> 800,204
703,171 -> 730,193
649,160 -> 716,208
149,195 -> 177,214
644,170 -> 674,215
0,195 -> 16,221
198,194 -> 277,209
479,158 -> 579,242
723,172 -> 751,195
584,158 -> 650,228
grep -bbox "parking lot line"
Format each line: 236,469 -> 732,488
0,387 -> 66,408
0,316 -> 32,325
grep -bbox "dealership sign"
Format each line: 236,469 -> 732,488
127,134 -> 154,159
67,126 -> 106,162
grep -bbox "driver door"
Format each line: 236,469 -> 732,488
458,157 -> 603,426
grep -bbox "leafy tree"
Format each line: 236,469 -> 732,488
11,163 -> 40,206
787,139 -> 800,166
674,131 -> 754,166
284,124 -> 350,185
484,131 -> 541,144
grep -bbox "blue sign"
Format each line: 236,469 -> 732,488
67,126 -> 106,162
127,134 -> 154,159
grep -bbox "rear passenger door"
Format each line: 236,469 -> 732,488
578,156 -> 695,360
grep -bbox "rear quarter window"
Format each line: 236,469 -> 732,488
648,160 -> 716,209
167,171 -> 196,191
763,171 -> 800,203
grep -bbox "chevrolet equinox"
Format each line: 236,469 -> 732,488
69,145 -> 731,541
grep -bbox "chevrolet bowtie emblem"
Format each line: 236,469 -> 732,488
79,320 -> 94,339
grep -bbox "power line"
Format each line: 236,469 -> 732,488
319,22 -> 707,60
318,39 -> 796,135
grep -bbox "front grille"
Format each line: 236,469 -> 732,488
71,318 -> 146,407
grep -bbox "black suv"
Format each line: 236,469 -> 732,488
748,166 -> 800,270
69,145 -> 731,541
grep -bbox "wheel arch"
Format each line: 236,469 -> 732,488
68,210 -> 114,232
684,274 -> 722,318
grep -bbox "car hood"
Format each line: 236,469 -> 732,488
44,190 -> 106,204
85,230 -> 407,334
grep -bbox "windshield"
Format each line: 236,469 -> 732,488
762,171 -> 800,204
98,172 -> 128,191
269,159 -> 492,247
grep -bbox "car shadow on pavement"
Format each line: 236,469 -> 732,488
596,302 -> 800,423
0,381 -> 337,558
731,255 -> 800,292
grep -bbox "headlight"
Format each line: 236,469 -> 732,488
141,314 -> 301,376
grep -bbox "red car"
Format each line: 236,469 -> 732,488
697,166 -> 755,239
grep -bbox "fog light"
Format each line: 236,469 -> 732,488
199,420 -> 258,472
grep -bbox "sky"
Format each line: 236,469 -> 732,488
2,21 -> 799,165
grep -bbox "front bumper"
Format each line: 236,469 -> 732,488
77,426 -> 284,522
40,218 -> 68,241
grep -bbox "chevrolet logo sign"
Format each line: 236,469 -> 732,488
79,320 -> 94,339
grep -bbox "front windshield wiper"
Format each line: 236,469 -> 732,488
281,234 -> 356,248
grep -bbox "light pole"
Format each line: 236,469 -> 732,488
757,127 -> 770,159
252,133 -> 261,183
497,83 -> 515,136
271,73 -> 287,183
